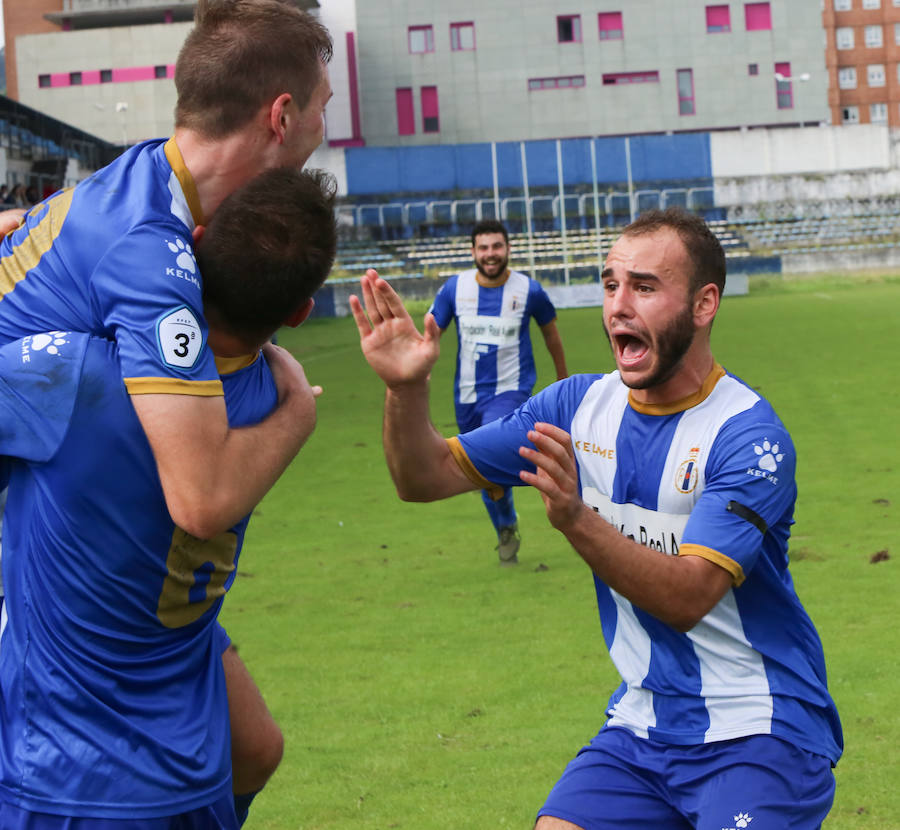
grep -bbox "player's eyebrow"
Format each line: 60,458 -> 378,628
601,268 -> 661,283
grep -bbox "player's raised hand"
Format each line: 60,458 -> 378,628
350,269 -> 440,388
518,422 -> 584,532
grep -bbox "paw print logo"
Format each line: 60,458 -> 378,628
720,812 -> 753,830
30,331 -> 69,355
754,439 -> 784,473
167,237 -> 197,274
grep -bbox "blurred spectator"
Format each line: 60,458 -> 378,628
8,185 -> 28,208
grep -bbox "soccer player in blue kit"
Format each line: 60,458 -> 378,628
352,207 -> 842,829
430,220 -> 568,563
0,1 -> 333,821
0,166 -> 337,828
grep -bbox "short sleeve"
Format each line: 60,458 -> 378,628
429,277 -> 457,330
528,281 -> 557,327
456,375 -> 599,489
0,332 -> 90,462
682,412 -> 797,578
92,224 -> 221,394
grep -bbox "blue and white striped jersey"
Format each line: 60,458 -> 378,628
449,365 -> 842,763
430,269 -> 556,410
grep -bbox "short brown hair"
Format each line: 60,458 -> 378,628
175,0 -> 333,138
622,207 -> 726,297
198,167 -> 337,344
470,219 -> 509,247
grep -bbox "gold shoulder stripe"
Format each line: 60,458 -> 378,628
446,436 -> 505,501
0,188 -> 75,300
164,137 -> 204,226
679,542 -> 745,587
124,377 -> 224,396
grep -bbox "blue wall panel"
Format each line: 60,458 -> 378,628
344,133 -> 714,196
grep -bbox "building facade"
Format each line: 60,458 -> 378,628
354,0 -> 829,146
823,0 -> 900,126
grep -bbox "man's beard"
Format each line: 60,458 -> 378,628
605,302 -> 695,390
475,254 -> 508,279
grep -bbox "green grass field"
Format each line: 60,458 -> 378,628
221,272 -> 900,829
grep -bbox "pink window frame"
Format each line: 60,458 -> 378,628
598,11 -> 624,40
775,61 -> 793,109
677,68 -> 695,114
450,21 -> 476,51
408,25 -> 434,54
745,2 -> 772,31
396,88 -> 415,135
421,86 -> 440,133
706,5 -> 731,32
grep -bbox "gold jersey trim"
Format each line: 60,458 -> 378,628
164,137 -> 204,227
475,268 -> 511,288
0,187 -> 75,300
214,352 -> 259,376
124,376 -> 224,396
628,363 -> 727,416
679,542 -> 746,587
446,436 -> 505,500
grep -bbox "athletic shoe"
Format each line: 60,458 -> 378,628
496,523 -> 520,564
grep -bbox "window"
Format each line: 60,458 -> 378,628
775,62 -> 793,109
870,102 -> 888,122
745,2 -> 772,30
865,24 -> 883,46
557,15 -> 582,42
598,12 -> 624,40
836,27 -> 855,48
408,25 -> 434,54
450,21 -> 475,51
396,87 -> 414,135
69,71 -> 82,85
842,105 -> 860,123
862,0 -> 880,8
706,5 -> 731,32
154,65 -> 168,79
868,63 -> 886,86
834,0 -> 851,8
38,74 -> 51,88
602,71 -> 660,85
706,6 -> 731,34
677,69 -> 695,114
838,66 -> 857,88
748,63 -> 759,75
421,86 -> 439,133
100,69 -> 113,83
528,75 -> 586,90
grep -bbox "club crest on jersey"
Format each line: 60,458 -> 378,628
674,446 -> 701,494
165,236 -> 200,290
20,331 -> 70,363
746,438 -> 784,485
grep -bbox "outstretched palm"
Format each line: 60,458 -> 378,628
351,269 -> 440,387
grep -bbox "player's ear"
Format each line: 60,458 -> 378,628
192,225 -> 206,244
269,93 -> 292,142
284,297 -> 314,328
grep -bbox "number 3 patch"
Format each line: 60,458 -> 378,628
157,305 -> 204,369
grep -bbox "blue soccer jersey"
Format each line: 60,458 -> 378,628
0,332 -> 277,818
0,138 -> 221,397
430,269 -> 556,419
448,365 -> 843,764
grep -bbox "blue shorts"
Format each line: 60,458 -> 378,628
537,727 -> 835,830
0,795 -> 237,830
456,390 -> 529,435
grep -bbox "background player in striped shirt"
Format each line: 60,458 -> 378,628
430,220 -> 568,563
352,207 -> 841,829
